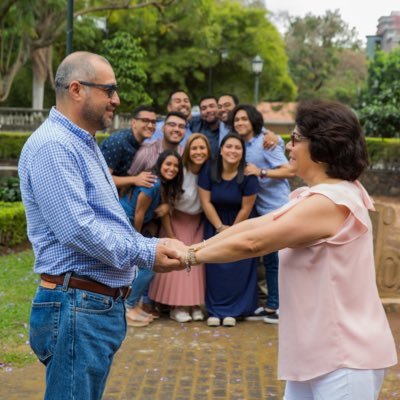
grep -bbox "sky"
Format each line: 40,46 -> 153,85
264,0 -> 400,43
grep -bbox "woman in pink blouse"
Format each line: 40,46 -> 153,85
179,100 -> 397,399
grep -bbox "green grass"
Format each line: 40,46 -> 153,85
0,250 -> 38,367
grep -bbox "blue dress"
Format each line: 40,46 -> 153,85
198,162 -> 260,318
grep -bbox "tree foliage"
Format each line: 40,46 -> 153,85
284,9 -> 363,100
318,49 -> 367,106
0,0 -> 175,105
358,49 -> 400,138
2,0 -> 296,110
107,0 -> 296,110
101,32 -> 150,112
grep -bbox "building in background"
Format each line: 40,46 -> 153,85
367,11 -> 400,58
256,102 -> 296,135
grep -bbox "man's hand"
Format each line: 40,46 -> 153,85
263,130 -> 279,150
132,171 -> 157,188
153,239 -> 187,272
154,203 -> 170,218
245,163 -> 260,177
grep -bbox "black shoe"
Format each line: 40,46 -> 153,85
245,306 -> 274,321
263,310 -> 279,324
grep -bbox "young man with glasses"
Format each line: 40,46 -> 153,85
128,111 -> 187,176
100,105 -> 158,190
148,90 -> 193,147
19,51 -> 184,400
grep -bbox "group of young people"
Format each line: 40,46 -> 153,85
99,93 -> 294,328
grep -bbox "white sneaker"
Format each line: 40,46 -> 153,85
207,316 -> 220,327
170,307 -> 192,323
222,317 -> 236,327
191,307 -> 204,321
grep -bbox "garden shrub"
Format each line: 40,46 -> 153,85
0,177 -> 21,202
0,202 -> 27,246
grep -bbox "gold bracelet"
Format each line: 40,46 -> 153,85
193,240 -> 206,252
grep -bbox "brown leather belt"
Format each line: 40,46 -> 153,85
41,273 -> 131,300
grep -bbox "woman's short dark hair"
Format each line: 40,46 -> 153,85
229,104 -> 264,136
211,133 -> 246,184
295,100 -> 369,181
152,149 -> 184,204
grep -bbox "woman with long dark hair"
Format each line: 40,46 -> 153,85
120,149 -> 183,327
150,134 -> 211,322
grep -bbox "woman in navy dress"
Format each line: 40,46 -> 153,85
198,133 -> 259,327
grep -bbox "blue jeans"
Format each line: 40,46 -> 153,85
125,268 -> 154,308
263,251 -> 279,310
29,277 -> 127,400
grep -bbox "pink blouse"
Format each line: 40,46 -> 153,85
275,180 -> 397,381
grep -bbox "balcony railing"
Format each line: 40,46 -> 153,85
0,107 -> 131,132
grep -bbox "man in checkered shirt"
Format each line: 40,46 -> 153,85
18,51 -> 184,400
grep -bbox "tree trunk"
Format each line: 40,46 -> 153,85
31,46 -> 53,109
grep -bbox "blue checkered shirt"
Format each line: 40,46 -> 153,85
18,107 -> 159,287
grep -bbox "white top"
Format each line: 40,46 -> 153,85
174,168 -> 202,215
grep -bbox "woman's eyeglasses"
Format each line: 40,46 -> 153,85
291,130 -> 306,146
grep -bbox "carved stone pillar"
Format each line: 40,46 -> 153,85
372,203 -> 400,299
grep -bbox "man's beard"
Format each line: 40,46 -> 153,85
82,103 -> 112,131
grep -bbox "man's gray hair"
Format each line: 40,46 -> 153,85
54,52 -> 110,96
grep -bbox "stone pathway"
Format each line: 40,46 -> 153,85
1,310 -> 400,400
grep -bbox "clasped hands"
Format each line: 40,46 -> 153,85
153,238 -> 189,273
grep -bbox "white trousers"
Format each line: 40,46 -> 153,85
284,368 -> 386,400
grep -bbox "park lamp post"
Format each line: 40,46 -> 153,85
66,0 -> 74,55
251,55 -> 264,105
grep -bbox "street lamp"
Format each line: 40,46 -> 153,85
66,0 -> 74,55
207,47 -> 229,95
251,55 -> 264,104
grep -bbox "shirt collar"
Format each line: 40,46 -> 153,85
50,106 -> 96,147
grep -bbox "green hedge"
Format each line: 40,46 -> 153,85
0,202 -> 27,246
1,132 -> 399,169
0,132 -> 31,159
0,132 -> 109,159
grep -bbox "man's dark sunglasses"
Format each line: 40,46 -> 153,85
64,81 -> 118,98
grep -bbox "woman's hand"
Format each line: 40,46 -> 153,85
154,203 -> 170,218
160,238 -> 188,267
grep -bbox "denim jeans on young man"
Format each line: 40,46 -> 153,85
263,251 -> 279,310
125,268 -> 154,308
29,279 -> 127,400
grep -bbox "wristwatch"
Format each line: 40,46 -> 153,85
260,169 -> 267,178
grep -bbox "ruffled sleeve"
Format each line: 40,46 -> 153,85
272,180 -> 375,246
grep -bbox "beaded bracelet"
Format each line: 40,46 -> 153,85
184,240 -> 206,272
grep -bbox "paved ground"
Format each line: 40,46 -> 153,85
1,309 -> 400,400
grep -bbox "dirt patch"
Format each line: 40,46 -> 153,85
0,240 -> 32,256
